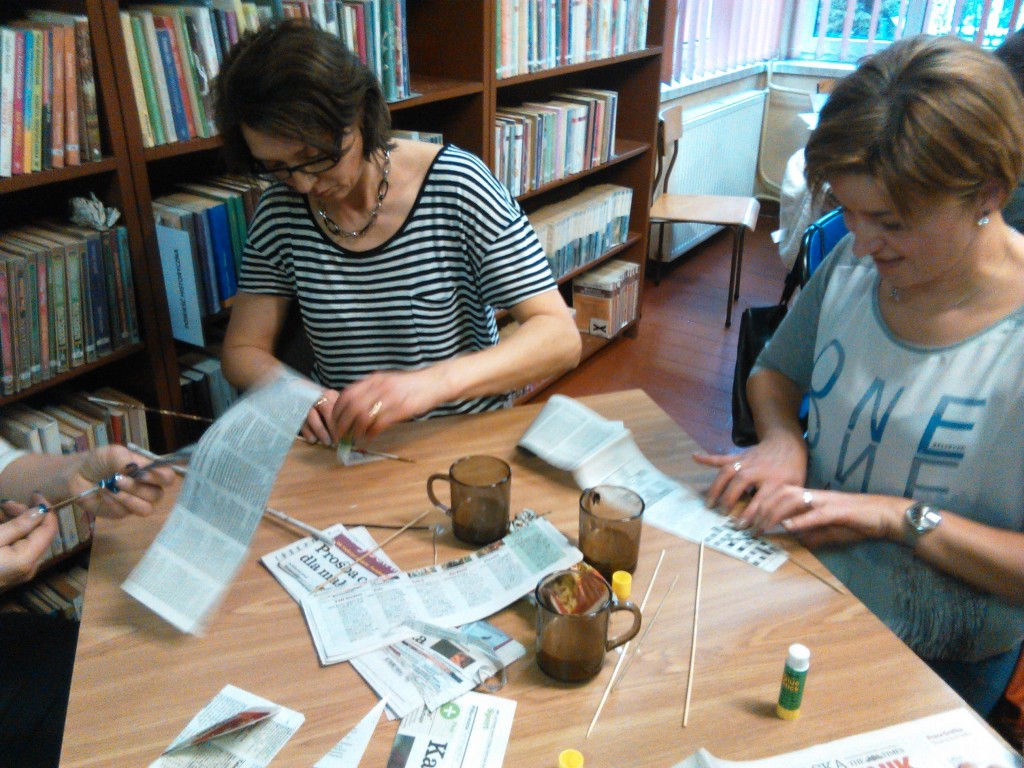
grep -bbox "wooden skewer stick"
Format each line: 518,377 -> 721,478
313,509 -> 433,592
682,540 -> 705,728
611,573 -> 680,693
586,550 -> 667,738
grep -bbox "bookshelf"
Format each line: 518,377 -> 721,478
96,0 -> 665,444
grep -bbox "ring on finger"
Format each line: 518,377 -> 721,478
368,400 -> 384,420
732,461 -> 742,473
802,490 -> 814,509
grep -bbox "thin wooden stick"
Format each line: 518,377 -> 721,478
586,550 -> 666,738
611,573 -> 680,692
683,540 -> 705,727
313,509 -> 432,592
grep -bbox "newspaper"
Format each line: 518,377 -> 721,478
314,698 -> 388,768
301,516 -> 582,664
149,684 -> 304,768
122,373 -> 322,634
518,395 -> 788,571
673,708 -> 1022,768
387,691 -> 516,768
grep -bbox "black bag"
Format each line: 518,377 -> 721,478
730,262 -> 803,447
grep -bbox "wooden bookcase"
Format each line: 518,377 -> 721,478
0,0 -> 181,451
58,0 -> 665,446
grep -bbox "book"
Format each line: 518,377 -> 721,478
20,222 -> 84,370
119,11 -> 156,148
0,27 -> 15,176
114,227 -> 140,345
0,252 -> 31,391
41,404 -> 89,453
153,199 -> 214,314
7,29 -> 26,175
126,11 -> 165,146
0,410 -> 43,452
0,256 -> 14,394
152,25 -> 191,142
150,10 -> 201,138
131,9 -> 177,146
4,402 -> 61,454
163,190 -> 236,307
156,222 -> 206,346
178,182 -> 246,276
21,26 -> 38,173
93,386 -> 150,450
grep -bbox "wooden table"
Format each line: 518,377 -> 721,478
62,390 -> 967,767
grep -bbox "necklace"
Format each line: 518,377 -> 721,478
888,282 -> 984,310
317,150 -> 391,239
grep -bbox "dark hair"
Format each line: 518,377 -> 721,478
995,28 -> 1024,95
805,35 -> 1024,216
213,19 -> 392,172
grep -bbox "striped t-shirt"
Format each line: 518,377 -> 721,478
240,144 -> 557,418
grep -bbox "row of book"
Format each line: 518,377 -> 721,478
0,10 -> 103,177
495,87 -> 619,197
283,0 -> 412,103
154,175 -> 266,346
528,183 -> 633,280
571,258 -> 639,339
495,0 -> 651,79
0,559 -> 88,620
178,349 -> 240,443
119,4 -> 265,148
0,220 -> 141,397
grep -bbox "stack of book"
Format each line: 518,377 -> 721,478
118,3 -> 266,148
280,0 -> 412,103
0,10 -> 103,176
0,220 -> 141,396
178,349 -> 239,442
495,0 -> 650,79
391,128 -> 443,144
495,87 -> 618,196
0,559 -> 89,620
528,184 -> 633,280
571,259 -> 640,339
153,175 -> 265,346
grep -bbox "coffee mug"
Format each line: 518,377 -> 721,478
535,569 -> 642,682
579,485 -> 645,582
427,455 -> 511,545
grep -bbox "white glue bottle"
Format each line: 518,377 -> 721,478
776,643 -> 810,720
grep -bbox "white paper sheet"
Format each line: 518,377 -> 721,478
314,698 -> 388,768
122,372 -> 322,634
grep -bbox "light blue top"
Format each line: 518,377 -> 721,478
756,235 -> 1024,662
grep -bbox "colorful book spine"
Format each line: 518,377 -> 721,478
151,14 -> 197,139
0,257 -> 12,395
115,226 -> 140,344
0,28 -> 16,177
153,26 -> 190,142
129,13 -> 166,146
9,30 -> 25,175
21,27 -> 35,174
120,11 -> 156,148
49,24 -> 65,169
72,19 -> 102,162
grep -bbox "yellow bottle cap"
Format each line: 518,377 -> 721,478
611,571 -> 631,601
558,748 -> 585,768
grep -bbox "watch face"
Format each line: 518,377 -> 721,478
908,503 -> 941,533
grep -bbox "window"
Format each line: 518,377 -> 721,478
793,0 -> 1024,62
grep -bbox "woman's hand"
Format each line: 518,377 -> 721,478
329,369 -> 443,441
71,445 -> 177,519
750,488 -> 906,545
0,496 -> 59,589
301,389 -> 339,446
695,430 -> 808,513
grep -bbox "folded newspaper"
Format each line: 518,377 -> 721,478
673,708 -> 1021,768
518,395 -> 787,571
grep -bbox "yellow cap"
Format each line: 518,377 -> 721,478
611,571 -> 631,601
558,749 -> 584,768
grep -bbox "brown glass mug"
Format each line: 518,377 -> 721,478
578,485 -> 645,582
427,455 -> 511,545
535,569 -> 642,682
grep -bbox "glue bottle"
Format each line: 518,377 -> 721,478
558,748 -> 584,768
776,643 -> 810,720
611,571 -> 631,601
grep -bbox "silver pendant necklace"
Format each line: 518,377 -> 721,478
317,150 -> 391,239
888,282 -> 984,310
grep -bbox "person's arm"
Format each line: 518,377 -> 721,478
327,289 -> 581,441
222,292 -> 335,445
0,498 -> 59,589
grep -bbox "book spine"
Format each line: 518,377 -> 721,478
0,28 -> 15,177
61,21 -> 79,166
9,257 -> 31,390
129,14 -> 165,146
153,15 -> 197,139
83,233 -> 111,358
73,20 -> 101,162
23,251 -> 41,383
120,12 -> 155,148
0,258 -> 13,395
100,228 -> 128,348
9,31 -> 24,175
36,28 -> 51,172
153,27 -> 190,142
46,248 -> 68,374
21,28 -> 35,174
115,226 -> 140,344
64,244 -> 85,367
33,249 -> 49,381
49,25 -> 65,169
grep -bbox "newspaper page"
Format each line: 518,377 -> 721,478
519,395 -> 787,571
301,517 -> 582,664
313,698 -> 388,768
672,708 -> 1022,768
150,684 -> 304,768
123,373 -> 322,634
387,691 -> 516,768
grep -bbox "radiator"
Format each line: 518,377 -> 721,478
650,89 -> 767,262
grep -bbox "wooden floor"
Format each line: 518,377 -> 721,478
541,212 -> 788,456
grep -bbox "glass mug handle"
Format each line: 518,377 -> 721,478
426,474 -> 453,516
605,600 -> 642,651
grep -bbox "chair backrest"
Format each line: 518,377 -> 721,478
653,104 -> 685,198
798,207 -> 848,285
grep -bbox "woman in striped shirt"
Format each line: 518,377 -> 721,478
213,21 -> 580,446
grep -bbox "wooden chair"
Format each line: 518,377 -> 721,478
649,104 -> 760,327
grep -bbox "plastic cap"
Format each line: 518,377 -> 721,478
611,571 -> 631,601
559,749 -> 584,768
786,643 -> 811,671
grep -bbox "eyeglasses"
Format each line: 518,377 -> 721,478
251,151 -> 342,182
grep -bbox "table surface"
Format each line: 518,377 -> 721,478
62,390 -> 968,767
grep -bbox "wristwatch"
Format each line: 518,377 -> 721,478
903,501 -> 942,547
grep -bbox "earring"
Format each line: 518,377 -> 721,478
978,213 -> 991,226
